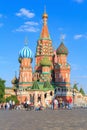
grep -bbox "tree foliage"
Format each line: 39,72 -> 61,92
0,78 -> 5,103
6,95 -> 19,104
79,88 -> 85,96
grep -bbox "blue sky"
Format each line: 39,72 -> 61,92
0,0 -> 87,93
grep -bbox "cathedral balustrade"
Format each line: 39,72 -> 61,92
55,92 -> 66,96
17,90 -> 29,95
55,87 -> 68,96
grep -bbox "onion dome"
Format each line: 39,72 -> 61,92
40,56 -> 52,66
42,12 -> 48,19
56,42 -> 68,55
42,6 -> 48,19
11,76 -> 19,84
19,44 -> 33,59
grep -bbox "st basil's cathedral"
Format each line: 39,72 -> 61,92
11,10 -> 72,106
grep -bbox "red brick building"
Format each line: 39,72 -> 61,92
11,10 -> 72,105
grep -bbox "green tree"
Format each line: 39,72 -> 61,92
6,95 -> 19,104
0,78 -> 5,103
32,81 -> 39,89
79,88 -> 85,96
43,81 -> 51,88
73,83 -> 78,91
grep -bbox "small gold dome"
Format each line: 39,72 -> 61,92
42,13 -> 48,19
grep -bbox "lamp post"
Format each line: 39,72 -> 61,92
19,88 -> 22,104
15,82 -> 19,96
72,88 -> 75,107
72,82 -> 78,106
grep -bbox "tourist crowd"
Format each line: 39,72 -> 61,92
0,97 -> 72,111
51,96 -> 73,110
0,100 -> 15,110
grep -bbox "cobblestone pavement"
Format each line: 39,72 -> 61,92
0,109 -> 87,130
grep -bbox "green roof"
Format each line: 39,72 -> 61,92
40,56 -> 52,66
29,81 -> 54,91
31,81 -> 39,90
56,42 -> 68,55
34,83 -> 54,91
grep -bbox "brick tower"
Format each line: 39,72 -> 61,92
55,42 -> 70,86
54,42 -> 71,102
35,10 -> 53,74
18,40 -> 33,88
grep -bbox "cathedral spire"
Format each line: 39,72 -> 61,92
24,37 -> 28,46
44,5 -> 46,14
42,6 -> 48,25
60,33 -> 66,43
40,7 -> 50,40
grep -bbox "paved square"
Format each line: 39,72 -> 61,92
0,109 -> 87,130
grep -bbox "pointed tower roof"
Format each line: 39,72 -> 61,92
56,42 -> 68,55
40,8 -> 51,40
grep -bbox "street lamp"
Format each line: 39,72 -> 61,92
72,88 -> 75,106
72,82 -> 78,106
19,88 -> 22,104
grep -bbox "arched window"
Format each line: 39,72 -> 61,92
44,93 -> 47,98
50,91 -> 53,96
38,96 -> 41,101
54,89 -> 57,94
59,73 -> 61,78
64,89 -> 66,92
66,73 -> 68,78
62,88 -> 63,92
30,94 -> 34,103
58,88 -> 60,92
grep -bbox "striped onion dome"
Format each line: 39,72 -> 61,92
19,44 -> 33,59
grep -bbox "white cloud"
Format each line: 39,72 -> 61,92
74,34 -> 83,40
25,21 -> 38,26
15,21 -> 39,32
74,34 -> 87,40
16,26 -> 39,32
74,0 -> 84,3
16,8 -> 35,18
